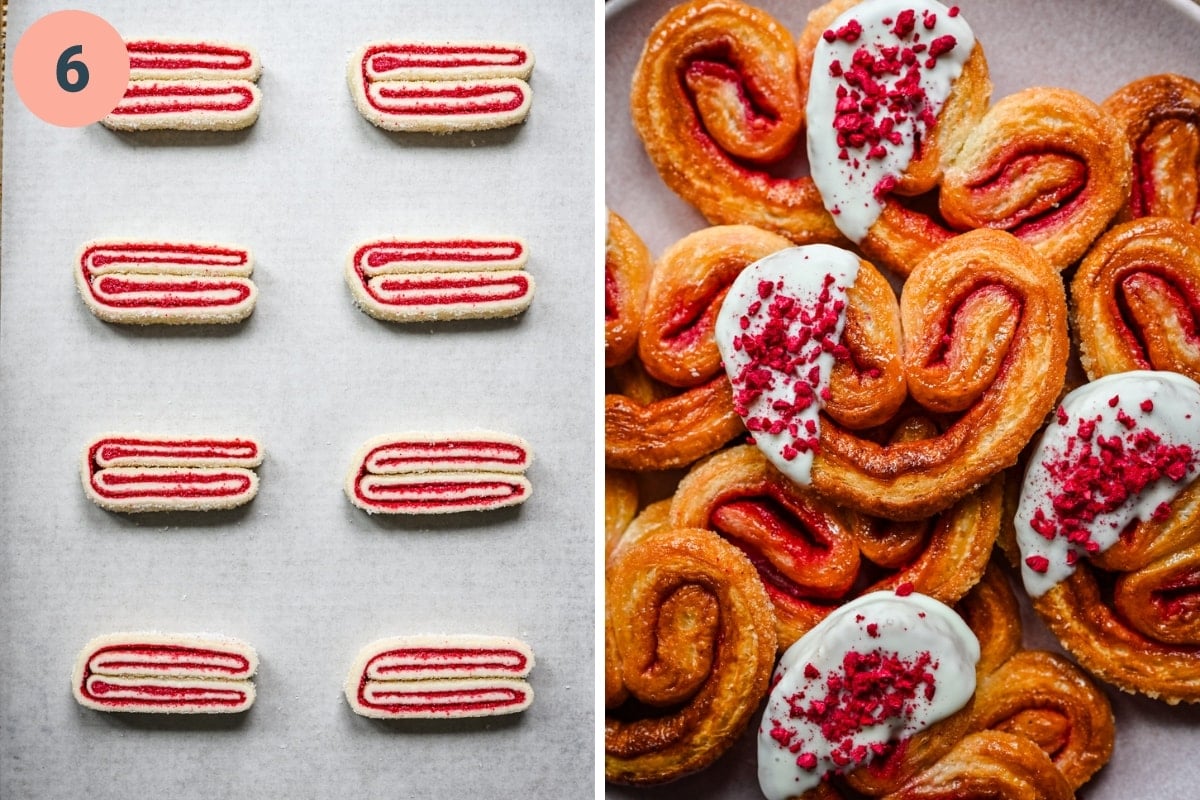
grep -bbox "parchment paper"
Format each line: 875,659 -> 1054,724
605,0 -> 1200,797
1,2 -> 594,797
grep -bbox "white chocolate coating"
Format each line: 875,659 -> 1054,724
1015,371 -> 1200,597
806,0 -> 975,242
757,592 -> 978,800
715,245 -> 858,484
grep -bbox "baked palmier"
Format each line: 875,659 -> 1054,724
606,527 -> 777,784
1103,73 -> 1200,225
1072,216 -> 1200,383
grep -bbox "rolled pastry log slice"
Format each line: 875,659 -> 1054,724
73,632 -> 258,714
346,432 -> 532,514
349,41 -> 533,132
346,237 -> 533,321
76,239 -> 256,325
82,434 -> 263,513
126,39 -> 262,81
345,635 -> 534,719
102,79 -> 261,131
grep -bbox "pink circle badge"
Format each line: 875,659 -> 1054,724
13,11 -> 130,127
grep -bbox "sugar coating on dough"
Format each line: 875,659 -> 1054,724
345,634 -> 535,719
82,434 -> 264,513
348,41 -> 533,133
76,239 -> 257,325
346,431 -> 533,514
103,40 -> 262,131
346,237 -> 534,322
73,632 -> 258,714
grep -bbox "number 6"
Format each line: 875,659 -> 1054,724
57,44 -> 90,93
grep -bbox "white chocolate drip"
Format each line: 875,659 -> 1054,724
757,592 -> 979,800
1016,371 -> 1200,597
715,245 -> 859,484
806,0 -> 975,243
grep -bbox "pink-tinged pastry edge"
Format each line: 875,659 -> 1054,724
82,434 -> 264,513
72,632 -> 258,714
345,635 -> 535,719
76,239 -> 256,325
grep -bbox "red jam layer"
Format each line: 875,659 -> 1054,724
359,239 -> 524,269
90,469 -> 253,500
372,274 -> 530,306
91,437 -> 259,467
354,477 -> 527,512
366,440 -> 529,471
83,678 -> 248,708
368,647 -> 529,676
88,644 -> 251,677
110,83 -> 256,115
127,41 -> 254,72
93,276 -> 252,309
359,684 -> 528,715
368,44 -> 528,73
82,242 -> 249,272
369,82 -> 527,116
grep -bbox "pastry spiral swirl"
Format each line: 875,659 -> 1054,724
1031,476 -> 1200,703
1103,73 -> 1200,225
785,565 -> 1112,798
606,224 -> 796,471
605,526 -> 777,784
876,732 -> 1074,800
864,87 -> 1131,276
630,0 -> 841,245
813,230 -> 1069,520
1072,216 -> 1200,383
959,564 -> 1115,790
670,445 -> 1000,649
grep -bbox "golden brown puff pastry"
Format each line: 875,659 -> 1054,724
863,87 -> 1131,276
878,732 -> 1074,800
604,469 -> 640,562
607,224 -> 795,471
799,564 -> 1110,799
607,497 -> 672,567
605,210 -> 654,368
812,230 -> 1068,520
605,357 -> 744,471
670,444 -> 1000,651
630,0 -> 843,246
605,526 -> 777,785
640,225 -> 795,387
1031,473 -> 1200,704
1072,216 -> 1200,383
1102,73 -> 1200,225
958,563 -> 1114,791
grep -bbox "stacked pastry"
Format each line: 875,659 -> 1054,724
606,0 -> 1200,795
